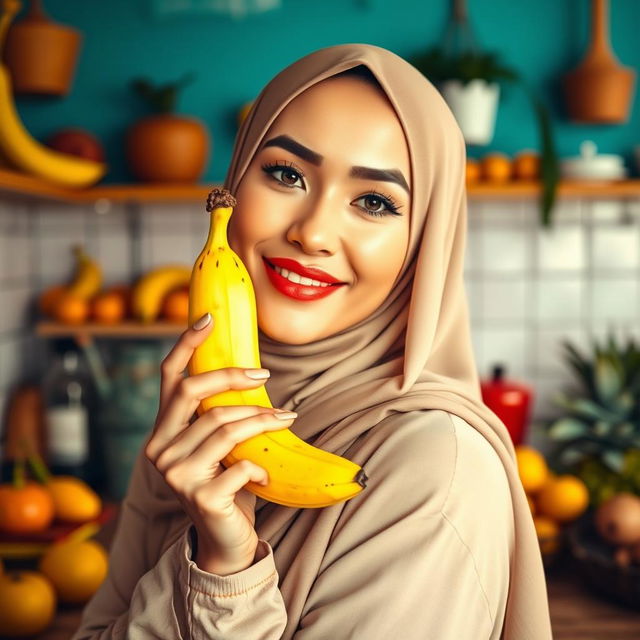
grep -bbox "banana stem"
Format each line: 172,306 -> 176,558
26,450 -> 52,484
212,208 -> 232,248
0,1 -> 21,54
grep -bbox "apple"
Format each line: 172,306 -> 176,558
46,128 -> 105,162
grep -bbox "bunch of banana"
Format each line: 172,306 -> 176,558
0,0 -> 106,188
188,188 -> 367,508
131,265 -> 191,323
67,245 -> 102,299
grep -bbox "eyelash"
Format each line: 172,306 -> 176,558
260,161 -> 403,218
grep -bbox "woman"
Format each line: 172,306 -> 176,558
73,44 -> 552,639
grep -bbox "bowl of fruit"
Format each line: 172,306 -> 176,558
566,493 -> 640,609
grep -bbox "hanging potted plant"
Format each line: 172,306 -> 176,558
409,0 -> 559,228
126,72 -> 210,183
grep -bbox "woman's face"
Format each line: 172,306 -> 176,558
229,74 -> 411,345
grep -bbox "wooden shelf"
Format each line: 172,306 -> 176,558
1,168 -> 640,204
36,321 -> 184,338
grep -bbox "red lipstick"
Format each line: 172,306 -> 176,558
262,257 -> 346,301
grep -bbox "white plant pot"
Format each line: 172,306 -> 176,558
440,79 -> 500,146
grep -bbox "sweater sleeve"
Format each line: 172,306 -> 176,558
292,410 -> 514,640
72,454 -> 287,639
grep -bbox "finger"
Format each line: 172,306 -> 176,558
184,410 -> 296,471
153,405 -> 277,472
194,459 -> 269,512
147,369 -> 273,459
158,313 -> 214,417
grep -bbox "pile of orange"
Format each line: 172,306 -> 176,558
515,445 -> 589,557
39,283 -> 189,325
466,151 -> 540,185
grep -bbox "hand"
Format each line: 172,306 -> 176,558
144,313 -> 297,575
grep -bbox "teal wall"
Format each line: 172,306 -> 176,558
12,0 -> 640,183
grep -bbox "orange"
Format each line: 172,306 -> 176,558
514,445 -> 549,495
38,284 -> 67,317
536,474 -> 589,523
465,159 -> 481,183
162,286 -> 189,323
52,292 -> 90,325
512,151 -> 540,181
91,290 -> 126,324
533,515 -> 561,555
0,570 -> 56,637
39,539 -> 108,604
481,152 -> 512,183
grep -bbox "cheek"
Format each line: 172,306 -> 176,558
353,227 -> 407,290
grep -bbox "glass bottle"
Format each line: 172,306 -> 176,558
42,347 -> 93,482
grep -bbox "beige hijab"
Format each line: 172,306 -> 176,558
224,43 -> 551,638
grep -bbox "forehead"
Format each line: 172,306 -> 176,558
263,76 -> 410,173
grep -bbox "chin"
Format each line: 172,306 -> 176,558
257,310 -> 324,345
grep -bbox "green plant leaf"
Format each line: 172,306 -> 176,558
602,449 -> 625,473
548,418 -> 589,441
594,354 -> 624,404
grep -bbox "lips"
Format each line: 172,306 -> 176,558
262,257 -> 346,301
265,257 -> 344,284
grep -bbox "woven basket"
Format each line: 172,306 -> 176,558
566,512 -> 640,609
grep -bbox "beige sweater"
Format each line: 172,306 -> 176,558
73,410 -> 520,639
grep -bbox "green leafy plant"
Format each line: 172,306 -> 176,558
545,332 -> 640,505
130,72 -> 195,114
409,47 -> 559,228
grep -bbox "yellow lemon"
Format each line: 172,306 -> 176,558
39,539 -> 108,604
536,474 -> 589,523
533,515 -> 561,555
514,445 -> 549,495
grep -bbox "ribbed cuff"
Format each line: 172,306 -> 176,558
182,526 -> 278,597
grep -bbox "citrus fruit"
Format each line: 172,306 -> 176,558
512,151 -> 540,180
39,539 -> 109,604
48,476 -> 102,523
91,290 -> 126,324
536,474 -> 589,523
52,292 -> 90,325
466,158 -> 481,183
162,286 -> 189,323
38,284 -> 67,317
0,481 -> 55,534
480,152 -> 512,183
514,445 -> 549,495
533,515 -> 561,555
0,570 -> 56,637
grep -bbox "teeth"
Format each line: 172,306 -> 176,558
272,264 -> 330,287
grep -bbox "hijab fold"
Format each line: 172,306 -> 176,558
224,43 -> 552,639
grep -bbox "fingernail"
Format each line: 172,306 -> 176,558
245,368 -> 270,379
192,313 -> 211,330
274,410 -> 297,420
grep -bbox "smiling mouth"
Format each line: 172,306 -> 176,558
263,259 -> 344,288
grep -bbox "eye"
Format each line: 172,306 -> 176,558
261,162 -> 305,189
353,192 -> 402,218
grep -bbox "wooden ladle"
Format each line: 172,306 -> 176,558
563,0 -> 636,123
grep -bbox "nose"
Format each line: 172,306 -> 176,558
285,192 -> 340,256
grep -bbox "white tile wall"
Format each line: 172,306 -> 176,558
3,194 -> 640,442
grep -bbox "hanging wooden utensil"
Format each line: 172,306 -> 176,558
4,0 -> 82,96
563,0 -> 636,123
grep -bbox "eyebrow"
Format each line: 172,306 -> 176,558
261,134 -> 410,195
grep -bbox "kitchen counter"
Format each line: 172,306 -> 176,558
38,508 -> 640,639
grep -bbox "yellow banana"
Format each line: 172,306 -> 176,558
188,188 -> 367,508
0,1 -> 106,188
132,265 -> 191,323
67,245 -> 102,299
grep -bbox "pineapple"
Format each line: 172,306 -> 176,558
546,332 -> 640,506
